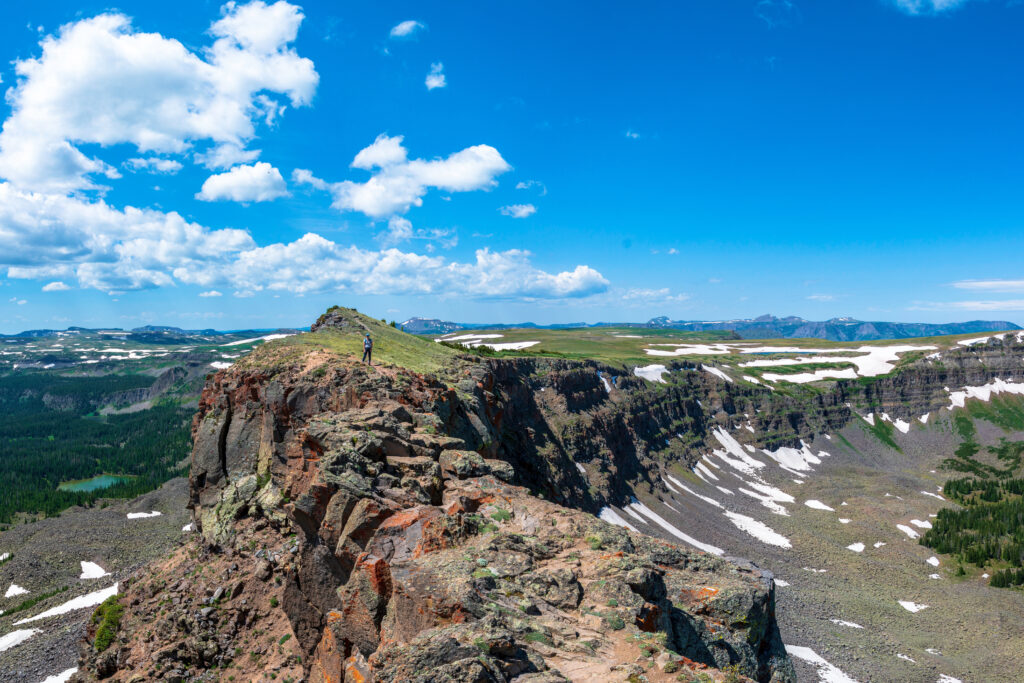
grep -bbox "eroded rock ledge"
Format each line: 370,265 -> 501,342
74,342 -> 793,682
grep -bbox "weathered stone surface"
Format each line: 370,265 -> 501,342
81,315 -> 799,683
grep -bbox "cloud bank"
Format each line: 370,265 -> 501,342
0,2 -> 609,303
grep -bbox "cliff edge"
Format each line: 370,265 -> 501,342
73,308 -> 794,683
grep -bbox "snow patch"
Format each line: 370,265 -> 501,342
893,418 -> 910,434
957,334 -> 1004,346
5,584 -> 28,598
738,480 -> 794,516
847,542 -> 865,553
898,600 -> 928,613
839,518 -> 851,524
774,578 -> 790,587
897,524 -> 921,540
911,519 -> 933,529
921,490 -> 945,501
947,378 -> 1024,409
784,644 -> 858,683
897,653 -> 916,663
126,511 -> 162,519
79,561 -> 109,579
724,511 -> 792,548
805,499 -> 835,511
701,364 -> 733,383
40,668 -> 78,683
762,368 -> 858,384
633,364 -> 668,383
210,361 -> 233,370
435,333 -> 504,342
472,341 -> 540,351
695,462 -> 719,481
598,507 -> 639,533
0,628 -> 41,653
926,556 -> 940,567
874,542 -> 886,548
622,507 -> 645,524
761,441 -> 827,472
711,428 -> 766,475
15,584 -> 119,624
919,413 -> 930,424
830,619 -> 863,629
182,523 -> 194,532
627,501 -> 724,555
929,573 -> 941,579
668,477 -> 723,509
222,333 -> 294,347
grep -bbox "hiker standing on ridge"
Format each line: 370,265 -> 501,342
362,333 -> 373,364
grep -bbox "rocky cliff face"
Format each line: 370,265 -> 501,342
845,335 -> 1024,418
75,333 -> 794,682
74,319 -> 1021,682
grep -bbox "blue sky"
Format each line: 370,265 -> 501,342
1,0 -> 1023,333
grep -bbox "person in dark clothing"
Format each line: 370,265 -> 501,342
362,333 -> 373,364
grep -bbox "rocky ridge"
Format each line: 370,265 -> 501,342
70,311 -> 1024,682
74,311 -> 795,682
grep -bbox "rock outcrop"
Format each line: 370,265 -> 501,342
75,312 -> 796,683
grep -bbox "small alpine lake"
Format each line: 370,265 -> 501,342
57,474 -> 135,492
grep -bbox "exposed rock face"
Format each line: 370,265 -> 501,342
846,335 -> 1024,418
76,342 -> 795,682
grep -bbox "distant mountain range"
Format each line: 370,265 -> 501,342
0,325 -> 300,340
401,314 -> 1021,341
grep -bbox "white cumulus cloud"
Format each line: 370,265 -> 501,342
0,182 -> 606,299
0,1 -> 318,192
499,204 -> 537,218
294,136 -> 510,218
389,20 -> 424,38
0,3 -> 609,304
351,134 -> 408,170
196,162 -> 289,202
426,62 -> 447,90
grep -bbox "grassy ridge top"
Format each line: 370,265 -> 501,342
243,307 -> 462,375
